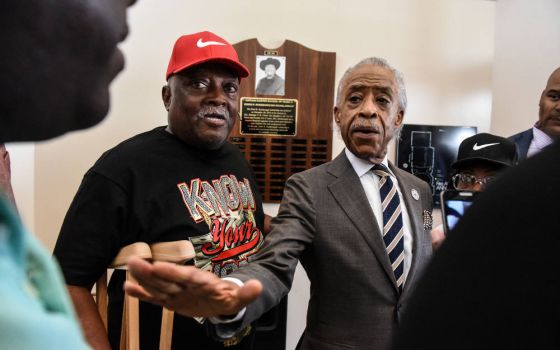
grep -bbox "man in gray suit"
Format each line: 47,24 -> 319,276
125,57 -> 434,350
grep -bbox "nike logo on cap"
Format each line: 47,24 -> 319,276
473,142 -> 499,151
196,38 -> 226,48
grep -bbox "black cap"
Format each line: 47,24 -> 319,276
259,57 -> 281,70
452,133 -> 518,170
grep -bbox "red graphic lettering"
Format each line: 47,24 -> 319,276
201,219 -> 261,262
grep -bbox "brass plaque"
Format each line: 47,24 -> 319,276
239,97 -> 298,136
231,38 -> 335,203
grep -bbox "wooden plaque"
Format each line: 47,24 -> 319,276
231,39 -> 336,202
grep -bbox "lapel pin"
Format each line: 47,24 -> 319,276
423,210 -> 433,230
411,189 -> 419,200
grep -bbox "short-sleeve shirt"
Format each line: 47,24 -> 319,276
54,127 -> 265,349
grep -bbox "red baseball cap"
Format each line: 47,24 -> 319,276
165,31 -> 250,80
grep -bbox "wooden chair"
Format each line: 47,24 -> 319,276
96,240 -> 195,350
150,240 -> 196,350
96,242 -> 152,350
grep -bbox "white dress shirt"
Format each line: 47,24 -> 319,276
344,148 -> 414,285
528,126 -> 554,158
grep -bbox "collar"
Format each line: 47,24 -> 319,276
531,125 -> 554,149
344,148 -> 391,177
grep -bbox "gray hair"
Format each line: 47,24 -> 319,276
335,57 -> 407,113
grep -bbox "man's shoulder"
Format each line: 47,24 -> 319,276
286,152 -> 351,186
300,151 -> 350,175
392,165 -> 431,191
282,160 -> 335,189
391,163 -> 415,180
221,141 -> 246,158
92,127 -> 167,169
111,126 -> 167,151
290,161 -> 329,178
508,128 -> 532,142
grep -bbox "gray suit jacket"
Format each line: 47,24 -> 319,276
225,151 -> 433,349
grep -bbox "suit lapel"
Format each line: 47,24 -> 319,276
327,152 -> 398,289
519,129 -> 532,159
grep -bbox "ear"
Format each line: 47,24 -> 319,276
333,106 -> 341,126
162,85 -> 171,111
395,108 -> 404,127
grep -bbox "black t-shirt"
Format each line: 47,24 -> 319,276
54,127 -> 265,349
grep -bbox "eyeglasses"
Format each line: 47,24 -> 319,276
451,173 -> 495,190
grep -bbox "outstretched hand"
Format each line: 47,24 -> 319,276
124,257 -> 262,318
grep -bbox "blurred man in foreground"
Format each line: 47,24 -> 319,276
0,0 -> 136,348
392,138 -> 560,349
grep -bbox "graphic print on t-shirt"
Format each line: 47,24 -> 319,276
177,174 -> 264,277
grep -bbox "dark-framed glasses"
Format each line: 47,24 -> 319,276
451,173 -> 495,190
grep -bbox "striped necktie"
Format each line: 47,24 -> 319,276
372,164 -> 405,290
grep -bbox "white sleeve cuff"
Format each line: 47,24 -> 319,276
208,277 -> 247,324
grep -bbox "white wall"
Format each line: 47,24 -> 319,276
490,0 -> 560,136
35,0 -> 496,242
21,1 -> 497,348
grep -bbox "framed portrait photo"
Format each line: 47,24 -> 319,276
255,55 -> 286,96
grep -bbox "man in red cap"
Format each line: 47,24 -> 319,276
54,31 -> 269,350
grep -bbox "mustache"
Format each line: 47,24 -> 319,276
349,120 -> 382,132
196,105 -> 230,120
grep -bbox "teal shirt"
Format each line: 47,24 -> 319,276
0,195 -> 90,349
